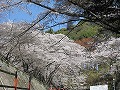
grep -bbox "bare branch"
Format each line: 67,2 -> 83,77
30,1 -> 83,17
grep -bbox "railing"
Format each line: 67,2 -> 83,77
0,68 -> 31,90
48,87 -> 65,90
48,84 -> 66,90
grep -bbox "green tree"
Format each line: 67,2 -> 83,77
55,22 -> 100,40
45,28 -> 54,34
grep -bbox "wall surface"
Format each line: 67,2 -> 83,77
0,60 -> 46,90
90,85 -> 108,90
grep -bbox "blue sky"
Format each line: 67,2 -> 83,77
8,3 -> 42,22
1,3 -> 42,22
0,1 -> 66,31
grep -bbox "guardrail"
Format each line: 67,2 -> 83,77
0,68 -> 31,90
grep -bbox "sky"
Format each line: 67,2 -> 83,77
7,3 -> 43,22
0,1 -> 66,31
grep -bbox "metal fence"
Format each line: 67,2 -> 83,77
0,68 -> 31,90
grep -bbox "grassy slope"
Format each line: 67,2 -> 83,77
54,22 -> 100,40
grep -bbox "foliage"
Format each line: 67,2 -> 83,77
55,22 -> 100,40
0,0 -> 120,89
0,0 -> 120,35
81,60 -> 120,90
45,28 -> 54,34
84,63 -> 110,85
54,0 -> 120,34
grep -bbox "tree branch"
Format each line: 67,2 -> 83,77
30,1 -> 83,17
0,1 -> 22,10
68,0 -> 120,34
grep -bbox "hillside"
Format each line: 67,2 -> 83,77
53,22 -> 100,40
0,22 -> 120,89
